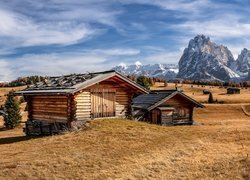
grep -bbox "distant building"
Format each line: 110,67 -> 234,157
203,89 -> 211,95
132,90 -> 204,126
227,87 -> 240,94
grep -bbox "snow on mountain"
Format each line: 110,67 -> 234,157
113,62 -> 178,80
177,34 -> 239,81
114,35 -> 249,82
234,48 -> 250,77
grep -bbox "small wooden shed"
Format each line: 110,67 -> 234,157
16,70 -> 149,135
203,89 -> 211,95
132,90 -> 204,126
227,87 -> 240,94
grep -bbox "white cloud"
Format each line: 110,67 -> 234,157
121,0 -> 212,14
13,53 -> 108,77
91,48 -> 140,56
0,60 -> 14,82
0,47 -> 141,81
177,19 -> 250,38
0,9 -> 95,47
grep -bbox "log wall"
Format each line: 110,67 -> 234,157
161,94 -> 193,107
74,91 -> 91,120
159,94 -> 195,125
115,88 -> 132,118
31,95 -> 69,123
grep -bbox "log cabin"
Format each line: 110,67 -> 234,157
132,90 -> 204,125
16,70 -> 149,135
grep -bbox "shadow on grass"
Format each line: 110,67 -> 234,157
0,135 -> 41,145
218,93 -> 227,95
0,125 -> 41,145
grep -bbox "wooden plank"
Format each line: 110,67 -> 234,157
32,98 -> 68,102
32,95 -> 68,99
32,104 -> 68,108
33,111 -> 67,117
32,101 -> 68,105
32,106 -> 67,111
32,114 -> 67,121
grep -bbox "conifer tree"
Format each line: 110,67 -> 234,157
3,91 -> 22,129
208,92 -> 214,104
136,76 -> 150,89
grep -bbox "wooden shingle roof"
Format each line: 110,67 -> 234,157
133,90 -> 204,110
16,70 -> 149,95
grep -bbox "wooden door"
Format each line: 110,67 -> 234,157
91,90 -> 115,118
151,109 -> 161,124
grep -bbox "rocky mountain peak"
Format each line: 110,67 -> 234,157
177,35 -> 238,81
188,34 -> 210,50
235,48 -> 250,75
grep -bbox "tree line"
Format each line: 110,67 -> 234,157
180,80 -> 250,88
0,76 -> 46,87
127,75 -> 167,89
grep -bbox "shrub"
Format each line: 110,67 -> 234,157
3,91 -> 22,129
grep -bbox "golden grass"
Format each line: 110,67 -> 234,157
152,83 -> 250,104
0,104 -> 249,179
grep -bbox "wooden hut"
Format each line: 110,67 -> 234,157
132,90 -> 204,126
227,87 -> 240,94
16,70 -> 149,135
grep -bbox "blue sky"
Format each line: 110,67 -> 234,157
0,0 -> 250,81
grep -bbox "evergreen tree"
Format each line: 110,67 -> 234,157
208,92 -> 214,104
3,91 -> 22,129
136,76 -> 150,89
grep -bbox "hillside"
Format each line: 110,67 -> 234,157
0,104 -> 249,179
0,82 -> 249,179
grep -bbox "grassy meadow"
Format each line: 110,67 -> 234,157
0,84 -> 249,179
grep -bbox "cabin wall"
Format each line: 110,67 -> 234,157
30,95 -> 69,123
159,94 -> 194,124
116,88 -> 132,118
161,110 -> 174,125
161,94 -> 192,107
88,83 -> 132,118
74,91 -> 91,120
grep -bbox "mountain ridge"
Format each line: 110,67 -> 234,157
113,35 -> 249,82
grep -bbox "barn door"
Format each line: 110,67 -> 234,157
91,89 -> 115,118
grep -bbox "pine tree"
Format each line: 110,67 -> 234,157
136,76 -> 150,89
3,91 -> 22,129
208,92 -> 214,104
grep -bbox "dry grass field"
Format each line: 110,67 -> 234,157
0,85 -> 249,179
0,86 -> 26,106
153,82 -> 250,104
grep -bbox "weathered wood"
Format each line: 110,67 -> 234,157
32,95 -> 68,99
90,89 -> 115,118
75,91 -> 91,121
31,95 -> 69,123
